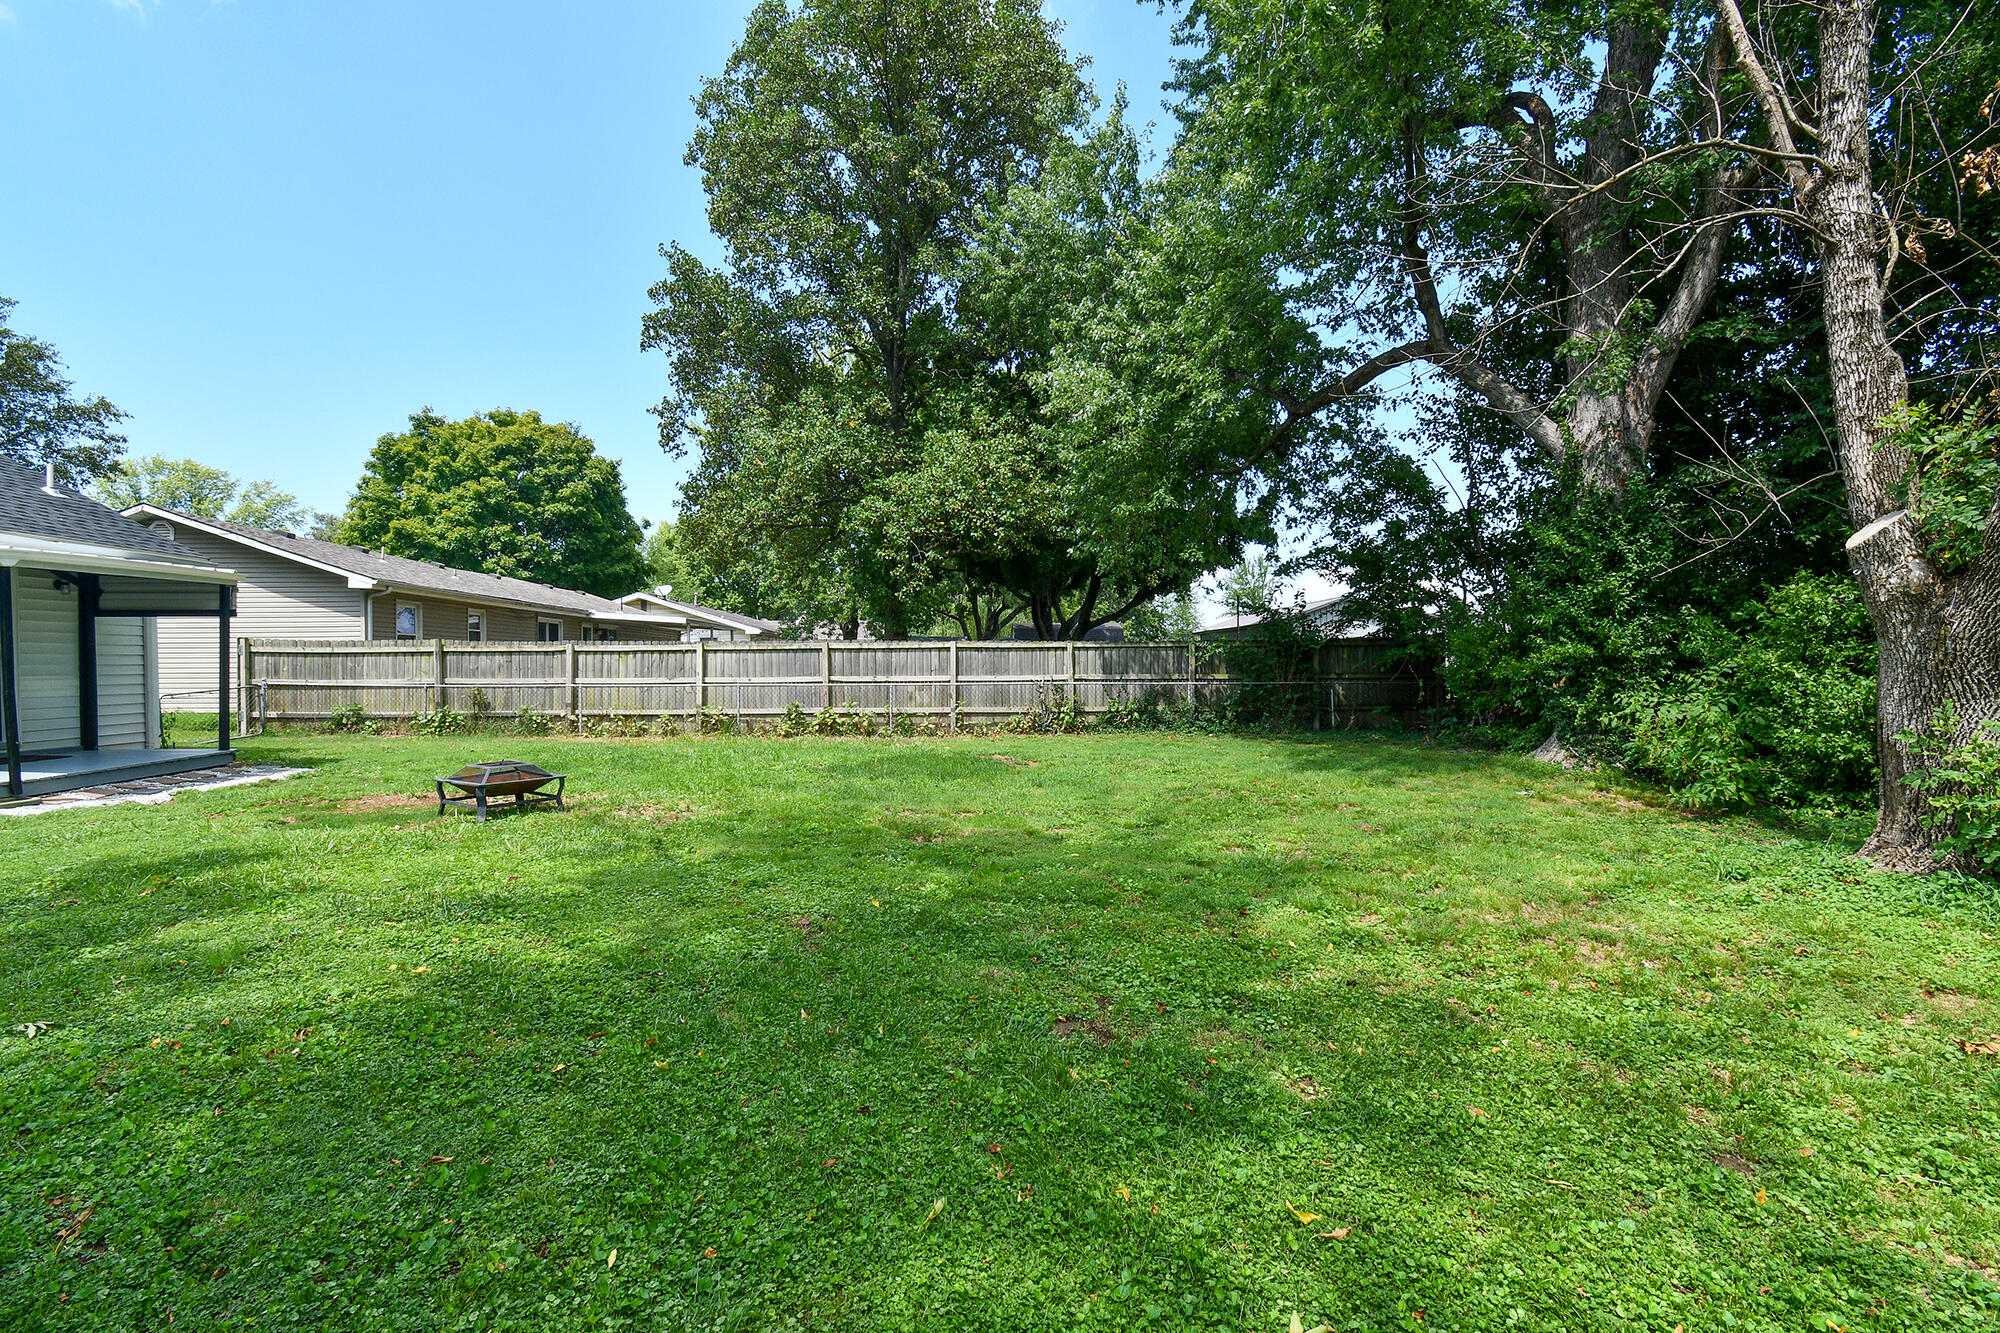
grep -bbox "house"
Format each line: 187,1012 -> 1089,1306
1195,596 -> 1347,642
1,459 -> 240,798
613,586 -> 784,641
120,506 -> 688,711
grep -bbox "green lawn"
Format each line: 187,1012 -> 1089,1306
2,732 -> 1997,1331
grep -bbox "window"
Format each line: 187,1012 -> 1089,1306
536,618 -> 563,642
591,626 -> 617,642
465,612 -> 484,643
395,602 -> 421,641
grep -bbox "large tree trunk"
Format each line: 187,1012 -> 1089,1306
1805,0 -> 2000,869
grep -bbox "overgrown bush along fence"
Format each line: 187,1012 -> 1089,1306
235,638 -> 1441,734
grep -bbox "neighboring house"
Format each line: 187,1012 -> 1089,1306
1,459 -> 240,798
121,506 -> 687,711
614,586 -> 784,641
1009,622 -> 1125,643
1196,596 -> 1348,642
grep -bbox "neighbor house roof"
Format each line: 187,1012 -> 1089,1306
615,587 -> 783,636
1197,596 -> 1380,640
0,459 -> 234,583
121,505 -> 668,623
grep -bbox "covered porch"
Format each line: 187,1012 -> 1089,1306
15,745 -> 236,798
2,556 -> 239,801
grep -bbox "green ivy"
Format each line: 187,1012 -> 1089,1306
1902,705 -> 2000,877
1887,402 -> 1999,574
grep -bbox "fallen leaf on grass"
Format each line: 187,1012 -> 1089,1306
1287,1202 -> 1321,1224
702,1247 -> 718,1259
1959,1037 -> 2000,1056
411,966 -> 429,974
1315,1227 -> 1352,1240
922,1197 -> 946,1226
1288,1314 -> 1333,1333
428,1156 -> 454,1164
1114,1186 -> 1131,1202
653,1060 -> 669,1069
607,1249 -> 616,1268
1466,1106 -> 1487,1117
550,1064 -> 566,1073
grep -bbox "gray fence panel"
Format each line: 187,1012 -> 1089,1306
239,637 -> 1441,729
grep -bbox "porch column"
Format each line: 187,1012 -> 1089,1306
78,573 -> 100,751
217,584 -> 232,752
0,567 -> 19,797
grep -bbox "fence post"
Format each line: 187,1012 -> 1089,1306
566,643 -> 580,732
695,639 -> 706,727
1067,641 -> 1078,710
236,637 -> 249,737
822,640 -> 832,711
948,642 -> 959,733
432,640 -> 446,715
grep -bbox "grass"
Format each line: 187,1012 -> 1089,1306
2,731 -> 1997,1332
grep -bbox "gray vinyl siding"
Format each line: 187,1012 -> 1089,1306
95,616 -> 150,748
367,595 -> 681,644
154,528 -> 362,711
11,568 -> 80,750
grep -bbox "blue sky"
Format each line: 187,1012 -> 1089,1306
2,0 -> 1186,529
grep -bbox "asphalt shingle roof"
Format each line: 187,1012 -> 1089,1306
0,457 -> 219,565
140,508 -> 641,616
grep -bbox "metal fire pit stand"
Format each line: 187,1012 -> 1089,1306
434,761 -> 567,823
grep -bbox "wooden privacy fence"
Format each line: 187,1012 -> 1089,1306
237,638 -> 1441,732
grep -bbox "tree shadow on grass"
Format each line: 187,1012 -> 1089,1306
1,737 -> 1991,1330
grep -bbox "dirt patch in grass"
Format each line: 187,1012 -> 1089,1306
1574,938 -> 1626,967
1054,1015 -> 1116,1044
335,794 -> 432,813
989,754 -> 1041,768
623,804 -> 694,823
1712,1151 -> 1756,1176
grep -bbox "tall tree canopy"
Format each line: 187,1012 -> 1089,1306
647,0 -> 1265,637
342,409 -> 646,599
92,455 -> 312,531
1148,0 -> 1997,866
0,296 -> 128,485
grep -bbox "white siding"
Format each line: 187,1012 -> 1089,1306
12,568 -> 80,751
154,527 -> 363,711
96,616 -> 150,748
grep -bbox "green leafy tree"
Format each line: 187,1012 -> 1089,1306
0,296 -> 128,484
342,409 -> 645,599
91,455 -> 312,530
1160,0 -> 1755,498
1218,554 -> 1276,622
1123,592 -> 1201,642
645,0 -> 1089,636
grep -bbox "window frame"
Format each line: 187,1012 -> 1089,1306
536,618 -> 563,642
394,601 -> 422,641
465,611 -> 485,643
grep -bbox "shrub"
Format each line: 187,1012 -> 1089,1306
809,706 -> 870,736
777,702 -> 811,737
696,706 -> 736,735
327,703 -> 374,734
1615,573 -> 1876,810
1903,707 -> 2000,877
511,708 -> 555,736
411,706 -> 467,736
466,687 -> 492,717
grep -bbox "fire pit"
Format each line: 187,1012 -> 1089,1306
434,760 -> 567,822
